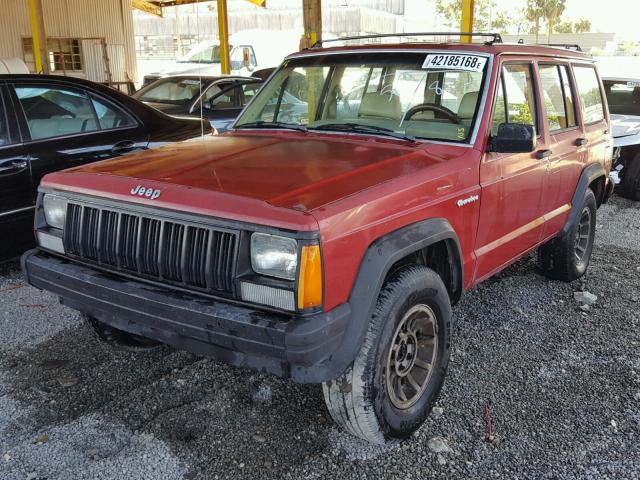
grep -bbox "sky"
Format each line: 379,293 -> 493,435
495,0 -> 640,39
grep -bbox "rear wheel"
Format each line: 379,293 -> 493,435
86,315 -> 161,351
539,188 -> 597,281
620,152 -> 640,201
322,266 -> 451,444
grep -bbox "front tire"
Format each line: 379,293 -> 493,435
538,188 -> 597,281
322,266 -> 451,444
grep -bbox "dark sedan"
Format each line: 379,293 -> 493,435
132,75 -> 263,132
0,74 -> 207,261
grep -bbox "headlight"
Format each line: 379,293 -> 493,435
250,233 -> 297,280
43,194 -> 68,229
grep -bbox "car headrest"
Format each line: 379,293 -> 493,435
359,92 -> 401,120
458,91 -> 479,119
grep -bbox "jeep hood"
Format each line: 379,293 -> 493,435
42,132 -> 455,228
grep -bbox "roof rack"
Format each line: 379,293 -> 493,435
310,32 -> 503,48
545,43 -> 583,51
519,40 -> 583,52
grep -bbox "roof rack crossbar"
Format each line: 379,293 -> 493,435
530,42 -> 583,52
311,32 -> 503,48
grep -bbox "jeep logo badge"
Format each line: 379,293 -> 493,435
130,185 -> 161,200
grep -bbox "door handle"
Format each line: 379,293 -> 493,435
536,149 -> 552,160
0,159 -> 27,173
575,138 -> 588,147
111,141 -> 137,155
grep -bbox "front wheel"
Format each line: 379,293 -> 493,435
538,188 -> 597,281
322,266 -> 451,444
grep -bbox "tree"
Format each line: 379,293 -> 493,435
542,0 -> 566,43
435,0 -> 508,33
555,21 -> 574,34
525,0 -> 545,43
574,17 -> 592,34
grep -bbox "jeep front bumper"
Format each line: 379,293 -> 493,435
22,250 -> 352,383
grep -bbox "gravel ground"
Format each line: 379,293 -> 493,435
0,195 -> 639,480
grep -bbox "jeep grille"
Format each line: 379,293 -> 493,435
64,203 -> 237,294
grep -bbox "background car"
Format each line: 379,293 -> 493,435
133,75 -> 263,132
0,74 -> 207,261
603,77 -> 640,200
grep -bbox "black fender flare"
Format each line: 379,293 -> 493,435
319,218 -> 463,380
562,163 -> 607,235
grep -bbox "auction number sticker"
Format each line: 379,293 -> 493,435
422,54 -> 487,72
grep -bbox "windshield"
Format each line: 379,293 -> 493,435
136,78 -> 212,105
178,43 -> 226,64
234,51 -> 489,142
604,80 -> 640,116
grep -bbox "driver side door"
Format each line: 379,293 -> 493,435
474,61 -> 548,281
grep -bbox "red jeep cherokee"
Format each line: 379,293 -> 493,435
22,34 -> 614,444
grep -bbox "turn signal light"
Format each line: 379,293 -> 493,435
297,245 -> 323,310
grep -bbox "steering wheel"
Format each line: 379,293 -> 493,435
404,103 -> 461,124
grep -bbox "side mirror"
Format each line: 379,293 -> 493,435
242,47 -> 251,67
490,123 -> 536,153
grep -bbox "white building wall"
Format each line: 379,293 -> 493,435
0,0 -> 137,83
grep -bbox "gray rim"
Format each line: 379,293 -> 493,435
574,206 -> 592,264
386,304 -> 438,409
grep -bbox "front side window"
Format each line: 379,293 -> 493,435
539,64 -> 577,131
573,65 -> 605,124
240,82 -> 262,105
491,63 -> 537,136
234,51 -> 490,143
603,79 -> 640,116
15,86 -> 98,140
207,85 -> 240,110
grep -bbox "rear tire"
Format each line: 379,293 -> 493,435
322,266 -> 451,444
86,315 -> 161,351
620,152 -> 640,201
538,188 -> 597,281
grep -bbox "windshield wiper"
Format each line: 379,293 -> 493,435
310,123 -> 416,143
235,121 -> 308,133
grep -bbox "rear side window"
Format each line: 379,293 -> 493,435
573,65 -> 605,124
90,96 -> 136,130
492,64 -> 537,135
539,64 -> 577,131
15,86 -> 98,140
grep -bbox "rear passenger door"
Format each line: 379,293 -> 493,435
475,61 -> 546,280
537,63 -> 583,238
572,64 -> 611,175
9,81 -> 145,188
0,83 -> 34,259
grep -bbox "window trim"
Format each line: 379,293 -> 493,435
538,62 -> 580,134
571,63 -> 606,127
11,82 -> 138,144
0,86 -> 11,148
